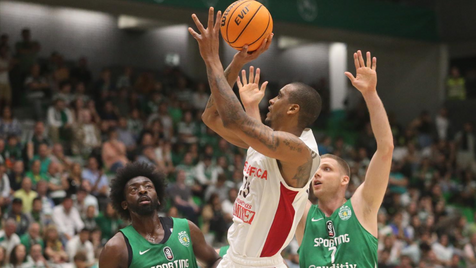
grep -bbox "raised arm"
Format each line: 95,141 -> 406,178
347,51 -> 394,235
199,9 -> 273,149
189,8 -> 311,187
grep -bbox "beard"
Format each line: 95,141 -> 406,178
128,197 -> 159,216
264,117 -> 271,126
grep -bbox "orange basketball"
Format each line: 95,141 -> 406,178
220,0 -> 273,52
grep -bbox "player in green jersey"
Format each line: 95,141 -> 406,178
296,51 -> 393,268
99,162 -> 221,268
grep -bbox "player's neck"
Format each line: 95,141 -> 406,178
131,212 -> 162,234
317,196 -> 347,217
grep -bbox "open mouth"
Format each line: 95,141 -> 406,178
138,196 -> 151,205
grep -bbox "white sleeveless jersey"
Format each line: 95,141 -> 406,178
224,128 -> 320,267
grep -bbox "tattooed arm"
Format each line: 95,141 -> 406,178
189,8 -> 311,188
201,29 -> 273,149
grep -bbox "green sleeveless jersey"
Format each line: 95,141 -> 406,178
120,217 -> 198,268
298,200 -> 378,268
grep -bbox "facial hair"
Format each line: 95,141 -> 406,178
128,196 -> 159,216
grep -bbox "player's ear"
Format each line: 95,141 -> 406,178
341,175 -> 350,186
287,104 -> 300,115
121,201 -> 128,210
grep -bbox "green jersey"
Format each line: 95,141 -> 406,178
120,217 -> 198,268
298,200 -> 378,268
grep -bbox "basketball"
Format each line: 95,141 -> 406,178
220,0 -> 273,52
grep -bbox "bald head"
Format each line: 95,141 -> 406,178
287,82 -> 322,128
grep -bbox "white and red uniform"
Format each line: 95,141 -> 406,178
220,128 -> 320,268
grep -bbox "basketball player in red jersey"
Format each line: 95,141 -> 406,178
189,8 -> 321,268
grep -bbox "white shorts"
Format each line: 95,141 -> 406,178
218,252 -> 287,268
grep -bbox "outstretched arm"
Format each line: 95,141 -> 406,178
200,11 -> 273,148
189,8 -> 311,187
348,51 -> 393,235
189,221 -> 222,267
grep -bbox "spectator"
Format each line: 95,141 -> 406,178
52,195 -> 84,240
95,203 -> 122,245
116,66 -> 133,89
455,122 -> 476,173
54,81 -> 74,105
66,228 -> 94,264
19,222 -> 43,254
35,180 -> 54,222
8,244 -> 29,268
192,82 -> 209,110
31,144 -> 51,175
204,174 -> 230,203
24,64 -> 50,120
116,117 -> 136,154
52,55 -> 70,85
25,122 -> 50,161
99,100 -> 119,127
14,28 -> 40,75
0,219 -> 21,255
13,178 -> 37,214
0,45 -> 12,107
411,110 -> 434,149
66,163 -> 82,196
50,143 -> 72,171
43,225 -> 68,264
435,107 -> 452,142
194,156 -> 220,187
5,198 -> 30,235
101,128 -> 128,173
73,82 -> 90,104
175,152 -> 196,187
175,77 -> 192,104
75,186 -> 98,219
0,246 -> 7,267
25,160 -> 47,188
464,233 -> 476,267
222,188 -> 237,224
114,88 -> 130,117
93,68 -> 113,100
201,193 -> 227,245
29,197 -> 50,227
8,161 -> 24,192
0,106 -> 21,139
446,66 -> 466,100
156,102 -> 174,141
90,228 -> 102,255
46,98 -> 74,144
72,109 -> 101,156
3,135 -> 22,169
127,108 -> 143,141
431,234 -> 453,266
26,244 -> 48,268
70,57 -> 92,86
168,170 -> 199,224
45,162 -> 67,203
0,163 -> 11,207
81,157 -> 108,197
82,205 -> 97,230
144,91 -> 163,114
73,252 -> 88,268
134,72 -> 154,96
137,146 -> 166,172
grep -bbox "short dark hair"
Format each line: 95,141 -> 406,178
288,82 -> 322,128
321,154 -> 350,177
110,162 -> 166,221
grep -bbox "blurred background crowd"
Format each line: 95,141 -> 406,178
0,24 -> 475,268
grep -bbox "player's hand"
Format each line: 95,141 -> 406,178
233,33 -> 274,65
237,66 -> 268,108
345,50 -> 377,94
188,7 -> 222,65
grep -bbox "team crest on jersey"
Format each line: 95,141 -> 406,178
339,205 -> 352,220
178,231 -> 190,247
163,246 -> 174,261
326,220 -> 335,237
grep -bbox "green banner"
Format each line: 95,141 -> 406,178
128,0 -> 438,41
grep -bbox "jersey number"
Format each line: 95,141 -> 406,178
239,176 -> 251,198
329,246 -> 336,264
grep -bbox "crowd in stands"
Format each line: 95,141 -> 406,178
0,27 -> 475,268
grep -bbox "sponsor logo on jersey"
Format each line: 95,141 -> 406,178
233,201 -> 256,224
151,259 -> 190,268
243,161 -> 268,180
307,263 -> 357,268
326,220 -> 335,238
339,206 -> 352,221
313,234 -> 350,248
163,246 -> 174,261
139,248 -> 151,255
178,231 -> 190,247
312,218 -> 323,222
